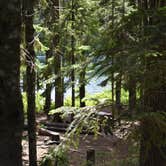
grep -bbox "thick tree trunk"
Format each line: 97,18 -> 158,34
24,0 -> 37,165
52,0 -> 63,122
140,57 -> 166,166
0,1 -> 24,165
79,69 -> 86,107
139,1 -> 166,165
55,51 -> 63,108
53,0 -> 63,109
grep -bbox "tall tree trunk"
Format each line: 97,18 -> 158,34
44,50 -> 52,116
116,74 -> 122,109
111,0 -> 115,121
79,69 -> 86,107
44,83 -> 52,114
24,0 -> 37,165
52,0 -> 63,122
61,64 -> 64,106
128,75 -> 136,115
71,0 -> 75,107
53,0 -> 63,109
23,72 -> 27,92
116,74 -> 122,125
0,1 -> 24,165
140,57 -> 166,166
139,1 -> 166,166
36,72 -> 40,92
55,51 -> 63,108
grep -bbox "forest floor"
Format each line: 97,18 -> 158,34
22,114 -> 138,166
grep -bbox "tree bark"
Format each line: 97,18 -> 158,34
49,0 -> 63,108
111,0 -> 115,122
71,0 -> 75,107
139,1 -> 166,165
115,74 -> 122,109
51,0 -> 63,122
140,57 -> 166,166
24,0 -> 37,165
0,1 -> 24,165
128,75 -> 136,115
53,0 -> 63,109
44,50 -> 52,116
79,69 -> 86,107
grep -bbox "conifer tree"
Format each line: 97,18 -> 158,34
24,0 -> 37,165
0,1 -> 24,165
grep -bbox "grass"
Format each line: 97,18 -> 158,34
64,88 -> 129,107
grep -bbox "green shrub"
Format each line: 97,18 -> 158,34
64,89 -> 129,107
22,92 -> 45,114
40,147 -> 69,166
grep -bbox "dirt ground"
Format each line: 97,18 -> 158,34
22,114 -> 133,166
22,132 -> 129,166
68,134 -> 129,166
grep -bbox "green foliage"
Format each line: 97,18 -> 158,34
34,37 -> 49,53
25,1 -> 166,165
36,92 -> 45,112
96,143 -> 139,166
114,141 -> 139,166
42,104 -> 115,165
64,96 -> 80,107
139,112 -> 166,159
64,89 -> 128,107
22,92 -> 45,114
40,147 -> 69,166
86,89 -> 129,106
49,106 -> 77,120
22,92 -> 27,113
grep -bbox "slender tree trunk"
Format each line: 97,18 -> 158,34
79,69 -> 86,107
116,74 -> 122,109
128,75 -> 136,115
36,72 -> 40,92
61,65 -> 64,106
116,73 -> 122,125
111,0 -> 115,121
44,50 -> 52,116
24,0 -> 37,165
116,74 -> 122,125
23,72 -> 27,92
71,0 -> 75,107
55,51 -> 63,108
0,1 -> 24,165
44,83 -> 52,114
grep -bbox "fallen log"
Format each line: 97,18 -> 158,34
45,126 -> 67,133
42,122 -> 69,128
38,128 -> 60,142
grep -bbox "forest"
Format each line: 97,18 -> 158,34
0,0 -> 166,166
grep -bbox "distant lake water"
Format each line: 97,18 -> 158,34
36,56 -> 111,100
51,77 -> 110,100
